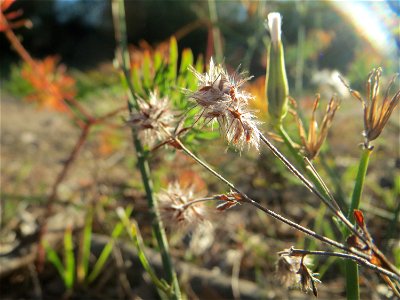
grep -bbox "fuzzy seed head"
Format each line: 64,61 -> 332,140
188,59 -> 261,151
157,182 -> 208,230
127,91 -> 174,147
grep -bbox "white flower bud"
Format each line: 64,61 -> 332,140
267,12 -> 282,46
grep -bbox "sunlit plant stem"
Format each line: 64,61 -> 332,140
112,1 -> 181,299
345,147 -> 372,300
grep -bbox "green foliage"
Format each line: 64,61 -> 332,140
72,69 -> 123,101
2,63 -> 35,99
44,226 -> 75,291
44,207 -> 133,291
116,206 -> 171,296
130,37 -> 219,147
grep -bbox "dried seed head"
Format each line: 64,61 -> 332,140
127,91 -> 175,147
157,182 -> 208,230
276,250 -> 320,297
188,59 -> 261,151
292,94 -> 340,160
225,104 -> 262,151
340,68 -> 400,148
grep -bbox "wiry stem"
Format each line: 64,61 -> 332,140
286,248 -> 400,282
259,132 -> 400,278
259,133 -> 362,240
160,125 -> 399,283
1,12 -> 35,67
166,133 -> 355,254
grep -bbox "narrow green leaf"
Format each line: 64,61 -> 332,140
187,54 -> 204,91
78,209 -> 93,283
44,241 -> 65,281
117,207 -> 170,293
179,49 -> 193,75
195,54 -> 204,73
87,206 -> 133,284
167,37 -> 178,83
131,67 -> 144,95
64,226 -> 75,290
154,51 -> 163,73
142,53 -> 152,90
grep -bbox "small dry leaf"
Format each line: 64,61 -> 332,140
216,201 -> 238,211
353,209 -> 365,228
346,235 -> 368,251
370,254 -> 382,267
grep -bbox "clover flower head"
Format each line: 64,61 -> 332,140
128,91 -> 174,146
157,182 -> 208,230
188,59 -> 260,151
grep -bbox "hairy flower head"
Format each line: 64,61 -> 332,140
127,91 -> 174,147
157,182 -> 208,230
340,68 -> 400,148
188,59 -> 260,151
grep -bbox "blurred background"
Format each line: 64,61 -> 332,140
1,0 -> 399,299
1,0 -> 399,83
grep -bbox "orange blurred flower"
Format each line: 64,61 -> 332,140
247,76 -> 268,117
129,39 -> 169,69
21,56 -> 77,112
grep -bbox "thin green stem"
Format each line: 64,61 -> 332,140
345,147 -> 372,300
278,125 -> 305,168
287,248 -> 400,281
112,1 -> 181,299
347,148 -> 372,222
207,0 -> 223,62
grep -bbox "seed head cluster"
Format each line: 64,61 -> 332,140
188,59 -> 261,151
127,91 -> 174,147
291,94 -> 340,160
340,68 -> 400,148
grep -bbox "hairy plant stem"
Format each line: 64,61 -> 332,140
111,1 -> 181,299
165,134 -> 400,282
345,147 -> 372,300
